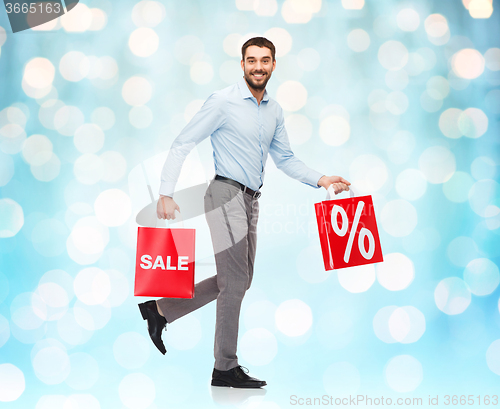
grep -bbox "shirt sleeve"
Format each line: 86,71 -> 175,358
269,107 -> 324,189
159,92 -> 226,197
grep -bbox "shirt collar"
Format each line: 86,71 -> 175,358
238,77 -> 269,103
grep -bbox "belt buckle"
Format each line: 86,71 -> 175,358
253,190 -> 261,199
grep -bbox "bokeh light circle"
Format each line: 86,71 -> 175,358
347,29 -> 370,52
397,8 -> 420,31
439,108 -> 463,139
22,134 -> 53,166
276,81 -> 307,112
275,299 -> 312,337
485,48 -> 500,71
486,339 -> 500,376
323,362 -> 360,395
0,198 -> 24,238
0,152 -> 14,186
190,61 -> 214,85
74,267 -> 111,305
388,306 -> 425,343
458,108 -> 488,138
468,179 -> 499,217
59,51 -> 90,82
380,200 -> 418,237
24,58 -> 55,89
376,253 -> 414,291
434,277 -> 471,315
463,258 -> 500,296
443,171 -> 475,203
30,152 -> 61,182
319,115 -> 350,146
32,346 -> 70,385
385,69 -> 409,91
285,114 -> 312,145
73,300 -> 111,331
378,41 -> 409,71
349,154 -> 388,193
68,216 -> 109,256
471,156 -> 496,180
122,76 -> 153,106
73,154 -> 104,185
297,244 -> 331,283
165,315 -> 202,350
337,264 -> 376,293
316,308 -> 354,350
452,49 -> 485,79
240,328 -> 278,366
118,372 -> 155,409
418,146 -> 456,184
65,352 -> 99,390
129,28 -> 159,58
384,355 -> 423,392
447,236 -> 480,267
33,282 -> 68,321
94,189 -> 132,227
396,169 -> 427,201
0,314 -> 9,348
99,151 -> 127,183
0,364 -> 25,402
297,48 -> 321,71
113,332 -> 150,369
264,27 -> 293,57
129,105 -> 153,129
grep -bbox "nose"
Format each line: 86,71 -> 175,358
254,61 -> 263,71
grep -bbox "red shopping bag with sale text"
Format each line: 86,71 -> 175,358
315,186 -> 383,271
134,216 -> 195,298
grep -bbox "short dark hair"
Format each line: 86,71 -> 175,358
241,37 -> 276,62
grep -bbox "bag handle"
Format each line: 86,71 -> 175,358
326,184 -> 356,201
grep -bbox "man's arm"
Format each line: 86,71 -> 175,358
157,92 -> 226,220
269,108 -> 350,194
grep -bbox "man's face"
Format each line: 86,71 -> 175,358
241,45 -> 276,91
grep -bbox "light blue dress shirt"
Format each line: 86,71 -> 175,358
159,77 -> 324,197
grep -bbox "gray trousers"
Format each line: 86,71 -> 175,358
157,178 -> 259,371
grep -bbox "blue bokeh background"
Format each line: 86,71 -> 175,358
0,0 -> 500,408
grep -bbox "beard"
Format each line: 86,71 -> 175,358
244,70 -> 272,91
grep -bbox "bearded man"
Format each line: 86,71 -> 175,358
138,37 -> 350,388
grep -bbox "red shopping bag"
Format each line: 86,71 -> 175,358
315,186 -> 383,271
134,225 -> 195,298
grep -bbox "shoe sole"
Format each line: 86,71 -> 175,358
138,303 -> 167,355
211,379 -> 266,388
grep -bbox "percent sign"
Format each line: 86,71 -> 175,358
331,201 -> 375,263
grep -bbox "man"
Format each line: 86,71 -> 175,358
138,37 -> 350,388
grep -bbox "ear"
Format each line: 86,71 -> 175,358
241,59 -> 245,71
271,59 -> 276,72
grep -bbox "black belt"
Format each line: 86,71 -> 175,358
214,175 -> 262,199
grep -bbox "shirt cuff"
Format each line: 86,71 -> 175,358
304,169 -> 324,189
159,181 -> 176,198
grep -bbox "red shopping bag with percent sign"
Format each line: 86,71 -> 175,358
315,185 -> 383,270
134,211 -> 195,298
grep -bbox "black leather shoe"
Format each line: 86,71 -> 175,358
211,366 -> 266,388
138,300 -> 167,355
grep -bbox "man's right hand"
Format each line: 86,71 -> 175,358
157,195 -> 180,220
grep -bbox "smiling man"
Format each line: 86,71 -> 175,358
138,37 -> 350,388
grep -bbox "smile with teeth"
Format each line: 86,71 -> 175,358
253,73 -> 265,79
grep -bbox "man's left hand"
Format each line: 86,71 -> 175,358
317,175 -> 351,194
